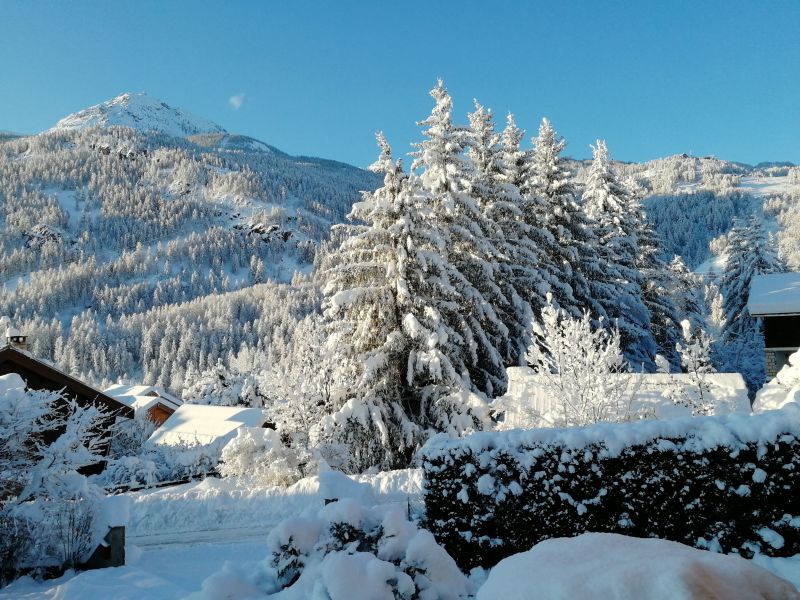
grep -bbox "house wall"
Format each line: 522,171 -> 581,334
146,404 -> 174,427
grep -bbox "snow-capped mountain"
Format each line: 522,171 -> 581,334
50,92 -> 226,138
0,94 -> 381,390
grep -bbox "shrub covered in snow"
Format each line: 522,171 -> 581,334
192,497 -> 473,600
219,427 -> 317,486
477,533 -> 798,600
422,405 -> 800,570
0,373 -> 109,583
98,439 -> 221,489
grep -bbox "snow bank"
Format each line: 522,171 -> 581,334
755,350 -> 800,412
477,533 -> 798,600
126,469 -> 422,539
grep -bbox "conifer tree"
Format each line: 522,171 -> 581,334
411,81 -> 508,396
667,255 -> 706,331
635,206 -> 682,370
527,118 -> 605,321
319,133 -> 490,470
466,104 -> 542,365
582,140 -> 656,370
719,215 -> 785,392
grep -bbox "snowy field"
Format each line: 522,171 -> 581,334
2,467 -> 799,599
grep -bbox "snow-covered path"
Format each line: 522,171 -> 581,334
129,524 -> 276,549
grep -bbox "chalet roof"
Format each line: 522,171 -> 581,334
148,404 -> 269,446
6,326 -> 22,338
748,272 -> 800,316
0,345 -> 133,418
103,383 -> 182,413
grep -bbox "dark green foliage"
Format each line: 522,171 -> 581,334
423,425 -> 800,571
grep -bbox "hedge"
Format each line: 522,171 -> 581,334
421,404 -> 800,570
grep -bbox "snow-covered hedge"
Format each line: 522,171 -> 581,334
421,404 -> 800,570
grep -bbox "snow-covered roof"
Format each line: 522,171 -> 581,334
148,404 -> 269,446
748,272 -> 800,316
103,383 -> 182,413
6,326 -> 22,338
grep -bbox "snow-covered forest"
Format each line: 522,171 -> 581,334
1,85 -> 798,470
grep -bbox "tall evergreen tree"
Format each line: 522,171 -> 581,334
719,215 -> 785,393
582,140 -> 656,370
319,133 -> 490,470
635,205 -> 683,370
411,81 -> 508,396
466,104 -> 542,365
667,255 -> 706,332
527,118 -> 605,321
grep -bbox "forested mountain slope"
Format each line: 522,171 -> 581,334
2,94 -> 798,396
0,94 -> 379,389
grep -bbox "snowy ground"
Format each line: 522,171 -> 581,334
0,470 -> 423,599
2,468 -> 798,599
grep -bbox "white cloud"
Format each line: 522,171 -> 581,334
228,93 -> 246,110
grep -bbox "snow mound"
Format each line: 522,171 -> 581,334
191,497 -> 473,600
477,533 -> 799,600
755,350 -> 800,413
50,93 -> 225,138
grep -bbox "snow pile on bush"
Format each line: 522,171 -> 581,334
192,497 -> 473,600
755,350 -> 800,413
98,439 -> 222,489
0,372 -> 122,582
423,404 -> 800,569
219,427 -> 317,486
477,533 -> 798,600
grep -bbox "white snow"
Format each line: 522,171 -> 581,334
495,366 -> 750,429
477,533 -> 799,600
49,93 -> 225,138
749,272 -> 800,316
754,349 -> 800,412
148,404 -> 269,446
427,400 -> 800,461
104,383 -> 182,413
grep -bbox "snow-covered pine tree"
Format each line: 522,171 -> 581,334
411,81 -> 508,397
582,140 -> 656,370
319,133 -> 488,471
526,118 -> 605,321
496,115 -> 556,322
466,103 -> 542,366
720,215 -> 786,392
667,255 -> 707,331
634,205 -> 683,371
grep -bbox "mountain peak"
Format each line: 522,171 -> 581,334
50,92 -> 226,138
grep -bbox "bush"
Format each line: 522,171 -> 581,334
219,427 -> 316,486
194,498 -> 473,599
421,404 -> 800,571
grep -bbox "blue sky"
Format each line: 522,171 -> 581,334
2,1 -> 799,167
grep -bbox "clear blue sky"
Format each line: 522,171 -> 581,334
2,1 -> 799,168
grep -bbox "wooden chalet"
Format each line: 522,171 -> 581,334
103,383 -> 182,426
748,272 -> 800,378
0,344 -> 134,472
